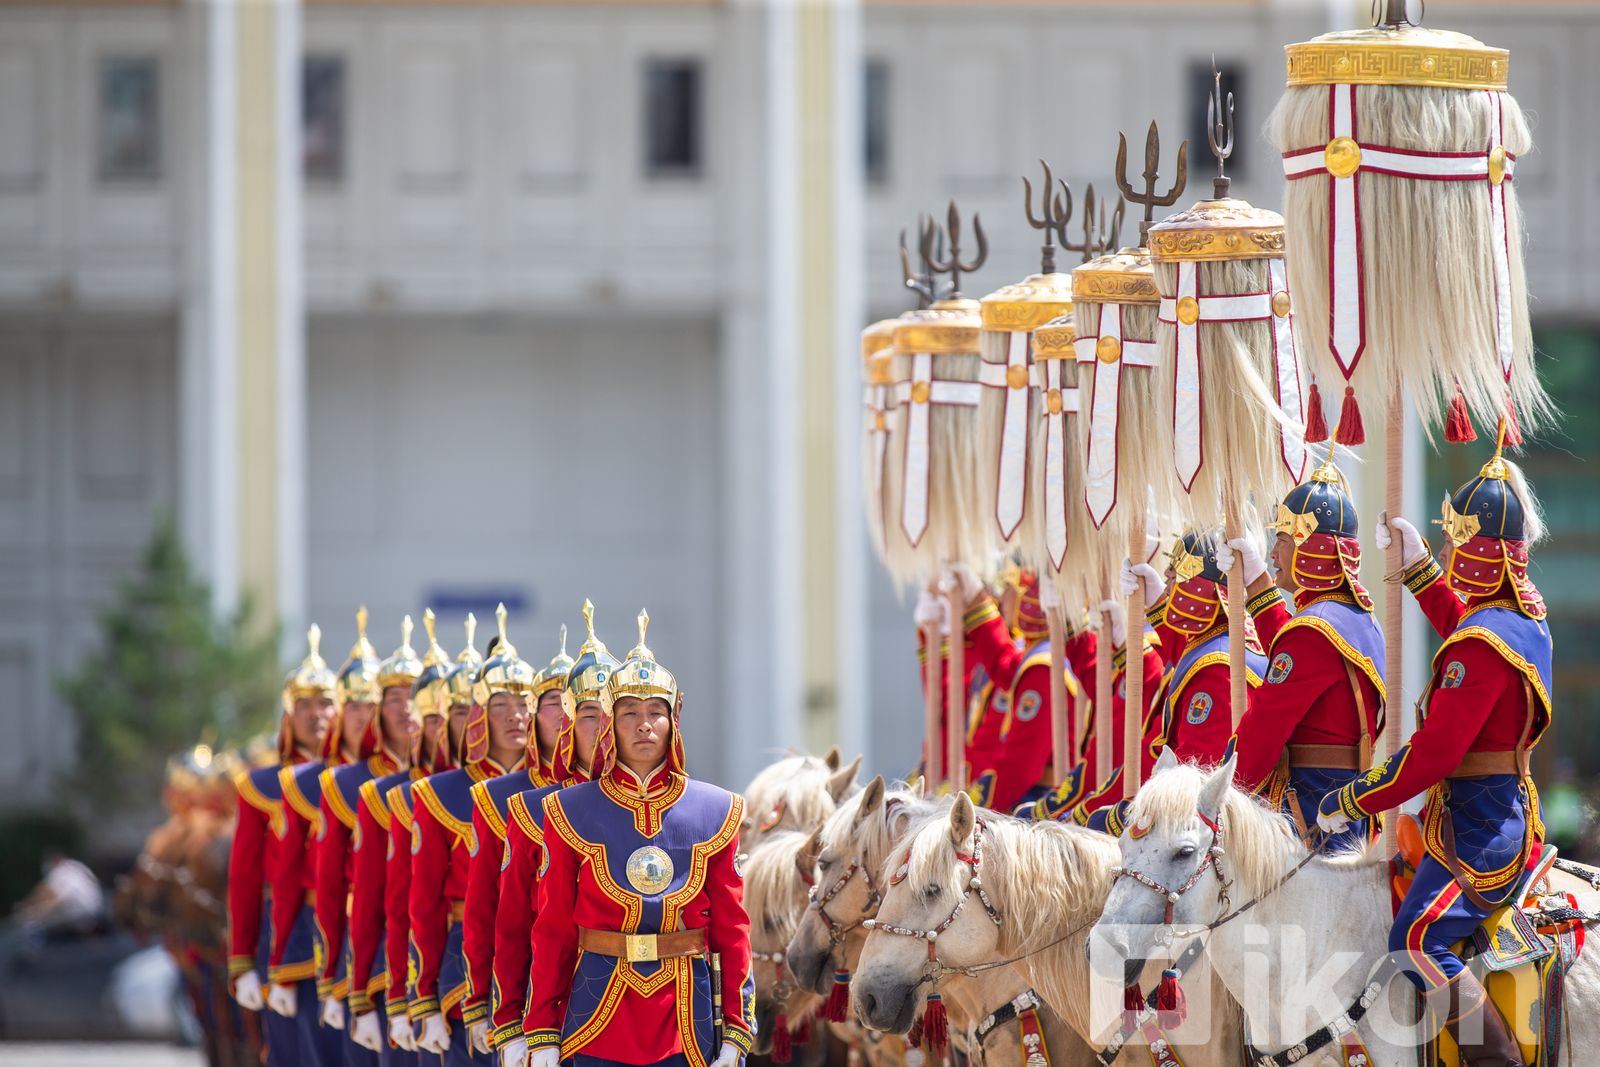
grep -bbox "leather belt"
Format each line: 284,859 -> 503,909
1450,750 -> 1521,778
449,900 -> 465,923
1287,744 -> 1362,770
578,926 -> 707,964
304,889 -> 316,907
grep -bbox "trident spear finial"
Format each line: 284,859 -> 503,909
1116,121 -> 1189,246
1022,160 -> 1072,274
1207,64 -> 1235,200
1374,0 -> 1418,29
899,215 -> 941,308
921,200 -> 988,299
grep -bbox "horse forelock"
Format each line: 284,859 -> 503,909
744,754 -> 839,833
818,784 -> 932,873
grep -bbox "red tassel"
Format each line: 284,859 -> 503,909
1303,381 -> 1330,443
1335,387 -> 1365,445
1444,385 -> 1476,443
907,1015 -> 924,1049
1122,984 -> 1145,1030
1502,405 -> 1523,447
1155,969 -> 1187,1029
821,971 -> 850,1022
921,993 -> 948,1053
795,1017 -> 812,1046
773,1013 -> 793,1063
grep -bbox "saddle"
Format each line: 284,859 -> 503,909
1390,814 -> 1600,1066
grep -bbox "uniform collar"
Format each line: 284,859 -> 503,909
1293,586 -> 1358,611
601,762 -> 685,836
612,760 -> 671,796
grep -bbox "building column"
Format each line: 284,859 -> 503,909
180,0 -> 304,644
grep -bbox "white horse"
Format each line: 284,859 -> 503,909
854,791 -> 1241,1067
1092,751 -> 1600,1065
744,829 -> 827,1062
742,747 -> 862,848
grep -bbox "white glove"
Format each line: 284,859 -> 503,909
529,1047 -> 560,1067
320,996 -> 346,1031
1376,513 -> 1429,568
1120,559 -> 1165,605
417,1013 -> 451,1055
389,1015 -> 417,1052
945,562 -> 986,607
913,588 -> 947,635
712,1043 -> 744,1067
233,971 -> 265,1011
499,1036 -> 529,1067
1098,599 -> 1128,649
1317,809 -> 1352,836
266,983 -> 299,1018
1217,537 -> 1268,586
352,1012 -> 383,1052
469,1019 -> 492,1055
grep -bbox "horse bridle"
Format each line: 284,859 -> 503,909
752,947 -> 795,1001
806,850 -> 883,948
1109,809 -> 1232,939
862,817 -> 1004,983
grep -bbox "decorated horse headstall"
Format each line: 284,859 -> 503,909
808,850 -> 883,947
1110,809 -> 1232,940
862,816 -> 1004,978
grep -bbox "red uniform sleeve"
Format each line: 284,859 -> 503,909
491,801 -> 540,1047
1245,587 -> 1294,647
226,783 -> 272,979
963,598 -> 1025,690
986,661 -> 1054,813
1168,664 -> 1235,767
384,790 -> 413,1017
703,818 -> 755,1055
348,784 -> 389,1016
1405,557 -> 1467,639
1232,625 -> 1339,789
407,794 -> 451,1020
314,789 -> 354,999
1150,602 -> 1186,665
269,803 -> 312,977
462,798 -> 502,1022
525,795 -> 581,1050
1061,628 -> 1097,694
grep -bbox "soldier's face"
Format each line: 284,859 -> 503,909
486,692 -> 530,751
343,700 -> 377,748
421,715 -> 443,754
290,695 -> 334,750
380,687 -> 417,748
534,692 -> 565,753
613,696 -> 671,768
448,702 -> 471,752
573,701 -> 606,767
1271,534 -> 1295,592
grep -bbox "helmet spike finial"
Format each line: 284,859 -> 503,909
582,599 -> 597,647
464,612 -> 477,650
308,624 -> 322,661
558,624 -> 568,658
1481,419 -> 1509,481
638,609 -> 649,648
496,602 -> 509,645
356,606 -> 368,641
424,608 -> 437,647
401,614 -> 414,649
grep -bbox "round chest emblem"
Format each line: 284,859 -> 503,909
626,845 -> 675,894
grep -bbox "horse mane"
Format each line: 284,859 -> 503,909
1127,764 -> 1381,899
904,813 -> 1121,956
744,830 -> 812,940
817,783 -> 940,874
744,754 -> 843,833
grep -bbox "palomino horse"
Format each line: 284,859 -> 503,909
1092,752 -> 1600,1066
742,748 -> 863,848
745,829 -> 829,1065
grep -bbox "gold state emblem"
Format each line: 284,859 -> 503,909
626,845 -> 674,894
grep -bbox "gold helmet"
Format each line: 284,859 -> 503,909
471,603 -> 537,707
596,609 -> 685,776
561,600 -> 619,717
446,612 -> 484,709
534,626 -> 576,699
378,614 -> 425,692
412,608 -> 455,720
282,624 -> 337,715
335,606 -> 382,707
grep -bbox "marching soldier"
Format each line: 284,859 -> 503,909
526,611 -> 754,1067
348,613 -> 457,1066
492,606 -> 616,1065
1219,460 -> 1385,848
268,611 -> 380,1067
317,618 -> 424,1063
461,627 -> 574,1056
228,628 -> 336,1067
409,606 -> 531,1066
1317,441 -> 1551,1064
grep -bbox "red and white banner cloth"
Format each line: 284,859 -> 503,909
1281,84 -> 1516,382
863,379 -> 900,552
1028,357 -> 1082,572
895,352 -> 982,547
978,333 -> 1033,542
1072,306 -> 1157,530
1157,259 -> 1309,493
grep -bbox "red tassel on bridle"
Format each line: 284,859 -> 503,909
821,970 -> 851,1022
1334,386 -> 1365,445
907,1014 -> 924,1049
1303,380 -> 1330,444
773,1012 -> 793,1063
795,1016 -> 812,1046
921,992 -> 948,1053
1122,984 -> 1145,1030
1155,968 -> 1187,1029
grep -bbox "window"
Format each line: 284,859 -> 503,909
97,56 -> 160,182
1187,61 -> 1245,182
644,58 -> 702,178
302,55 -> 346,183
864,58 -> 889,185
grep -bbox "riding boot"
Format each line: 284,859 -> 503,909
1439,971 -> 1524,1067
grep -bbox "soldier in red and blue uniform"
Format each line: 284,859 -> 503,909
319,618 -> 425,1065
377,616 -> 479,1059
461,626 -> 575,1058
1317,443 -> 1551,1065
527,610 -> 754,1067
410,606 -> 532,1067
228,627 -> 336,1067
1217,461 -> 1385,850
268,610 -> 382,1067
493,604 -> 616,1066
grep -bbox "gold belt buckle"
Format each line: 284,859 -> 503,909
625,933 -> 659,963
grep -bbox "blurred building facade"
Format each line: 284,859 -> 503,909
0,0 -> 1595,801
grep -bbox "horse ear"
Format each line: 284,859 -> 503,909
1198,755 -> 1235,824
1153,746 -> 1179,775
854,775 -> 886,826
827,755 -> 862,802
949,792 -> 976,847
796,828 -> 823,883
823,745 -> 842,770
